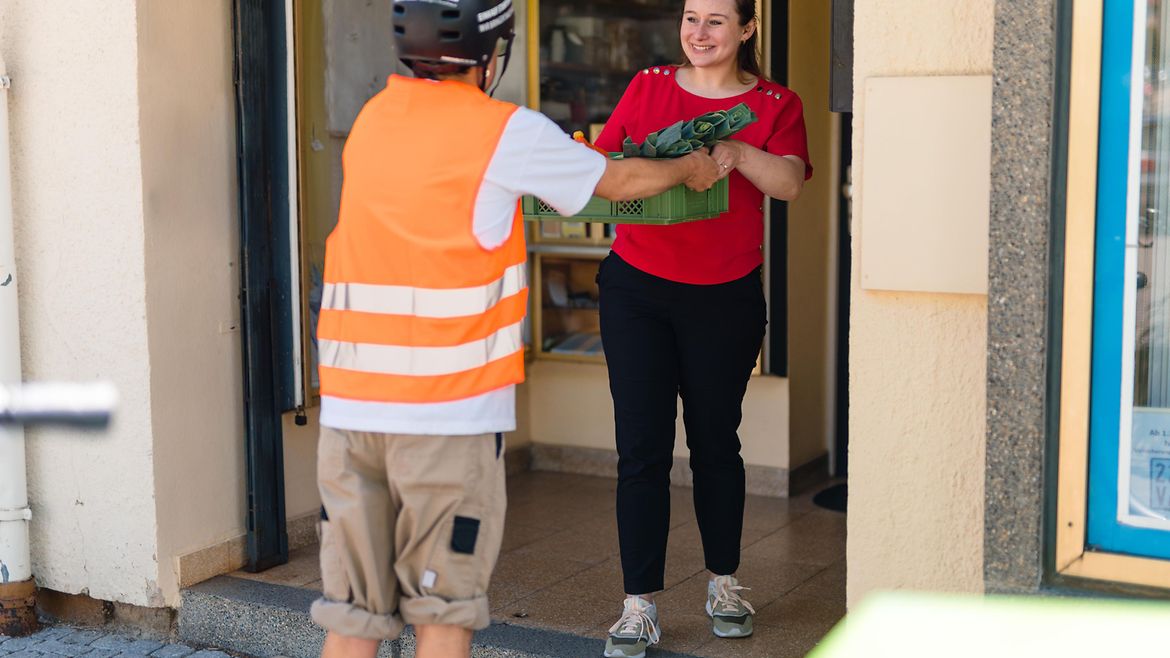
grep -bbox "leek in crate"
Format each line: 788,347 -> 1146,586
523,104 -> 757,225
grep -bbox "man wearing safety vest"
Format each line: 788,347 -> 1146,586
310,1 -> 723,657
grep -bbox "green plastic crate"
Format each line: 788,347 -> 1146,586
522,177 -> 729,225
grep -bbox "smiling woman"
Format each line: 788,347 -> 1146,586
591,0 -> 813,655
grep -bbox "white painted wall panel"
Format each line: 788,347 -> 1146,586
860,75 -> 991,295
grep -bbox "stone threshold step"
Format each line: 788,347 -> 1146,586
180,576 -> 697,658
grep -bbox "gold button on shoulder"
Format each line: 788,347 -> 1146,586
653,67 -> 661,74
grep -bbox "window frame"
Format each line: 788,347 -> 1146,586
1053,0 -> 1170,591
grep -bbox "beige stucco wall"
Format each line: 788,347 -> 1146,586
1,0 -> 299,607
1,0 -> 163,606
847,0 -> 991,607
137,0 -> 247,605
787,0 -> 837,470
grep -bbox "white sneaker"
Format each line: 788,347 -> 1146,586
603,596 -> 661,658
706,575 -> 755,638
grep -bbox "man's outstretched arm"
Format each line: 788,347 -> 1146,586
593,150 -> 723,202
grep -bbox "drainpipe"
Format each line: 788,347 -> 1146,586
0,53 -> 38,637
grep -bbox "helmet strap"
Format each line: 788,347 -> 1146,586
484,35 -> 514,97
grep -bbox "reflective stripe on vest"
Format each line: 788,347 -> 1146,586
319,350 -> 523,404
320,320 -> 522,377
321,262 -> 527,319
318,76 -> 528,405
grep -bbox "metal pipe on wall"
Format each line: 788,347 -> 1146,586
0,52 -> 39,637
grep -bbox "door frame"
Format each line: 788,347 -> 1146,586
232,0 -> 292,572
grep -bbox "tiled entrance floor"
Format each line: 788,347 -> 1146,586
233,472 -> 846,657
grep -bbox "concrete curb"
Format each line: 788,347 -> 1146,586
179,577 -> 698,658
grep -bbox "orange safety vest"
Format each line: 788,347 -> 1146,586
317,75 -> 528,404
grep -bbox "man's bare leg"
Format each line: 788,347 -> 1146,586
415,624 -> 473,658
321,631 -> 379,658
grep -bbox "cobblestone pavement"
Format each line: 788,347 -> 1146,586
0,626 -> 243,658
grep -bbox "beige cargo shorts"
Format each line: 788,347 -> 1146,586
309,426 -> 507,640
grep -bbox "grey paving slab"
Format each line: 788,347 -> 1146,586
81,650 -> 123,658
26,639 -> 92,657
92,638 -> 163,655
27,631 -> 70,643
87,638 -> 130,652
5,625 -> 239,658
148,645 -> 195,658
0,639 -> 45,652
58,630 -> 104,646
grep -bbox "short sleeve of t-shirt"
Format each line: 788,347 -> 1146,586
477,106 -> 603,227
765,93 -> 813,180
474,108 -> 607,249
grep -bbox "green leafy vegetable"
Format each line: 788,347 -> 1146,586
621,103 -> 758,159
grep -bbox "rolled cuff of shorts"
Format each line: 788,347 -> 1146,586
311,597 -> 405,640
399,594 -> 490,630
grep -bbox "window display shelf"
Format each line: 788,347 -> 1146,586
525,0 -> 682,362
532,252 -> 606,363
529,0 -> 682,133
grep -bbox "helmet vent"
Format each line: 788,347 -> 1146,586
439,29 -> 461,41
392,3 -> 405,14
441,9 -> 461,19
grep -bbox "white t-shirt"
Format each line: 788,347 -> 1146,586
320,108 -> 607,436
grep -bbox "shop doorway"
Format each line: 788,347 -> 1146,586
234,0 -> 852,588
223,2 -> 848,656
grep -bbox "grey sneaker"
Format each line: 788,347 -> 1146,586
706,575 -> 755,638
604,596 -> 661,658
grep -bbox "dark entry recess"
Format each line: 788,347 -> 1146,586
232,0 -> 292,572
768,0 -> 790,376
834,114 -> 852,478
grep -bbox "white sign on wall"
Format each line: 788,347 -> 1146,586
1122,408 -> 1170,530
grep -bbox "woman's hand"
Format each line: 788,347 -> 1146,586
710,140 -> 746,178
711,139 -> 805,201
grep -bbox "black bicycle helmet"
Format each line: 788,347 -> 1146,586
393,0 -> 515,69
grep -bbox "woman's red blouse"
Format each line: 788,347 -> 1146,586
594,65 -> 813,285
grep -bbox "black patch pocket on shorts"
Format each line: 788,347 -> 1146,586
451,516 -> 481,555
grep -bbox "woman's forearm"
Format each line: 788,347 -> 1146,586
714,140 -> 805,201
734,146 -> 805,201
